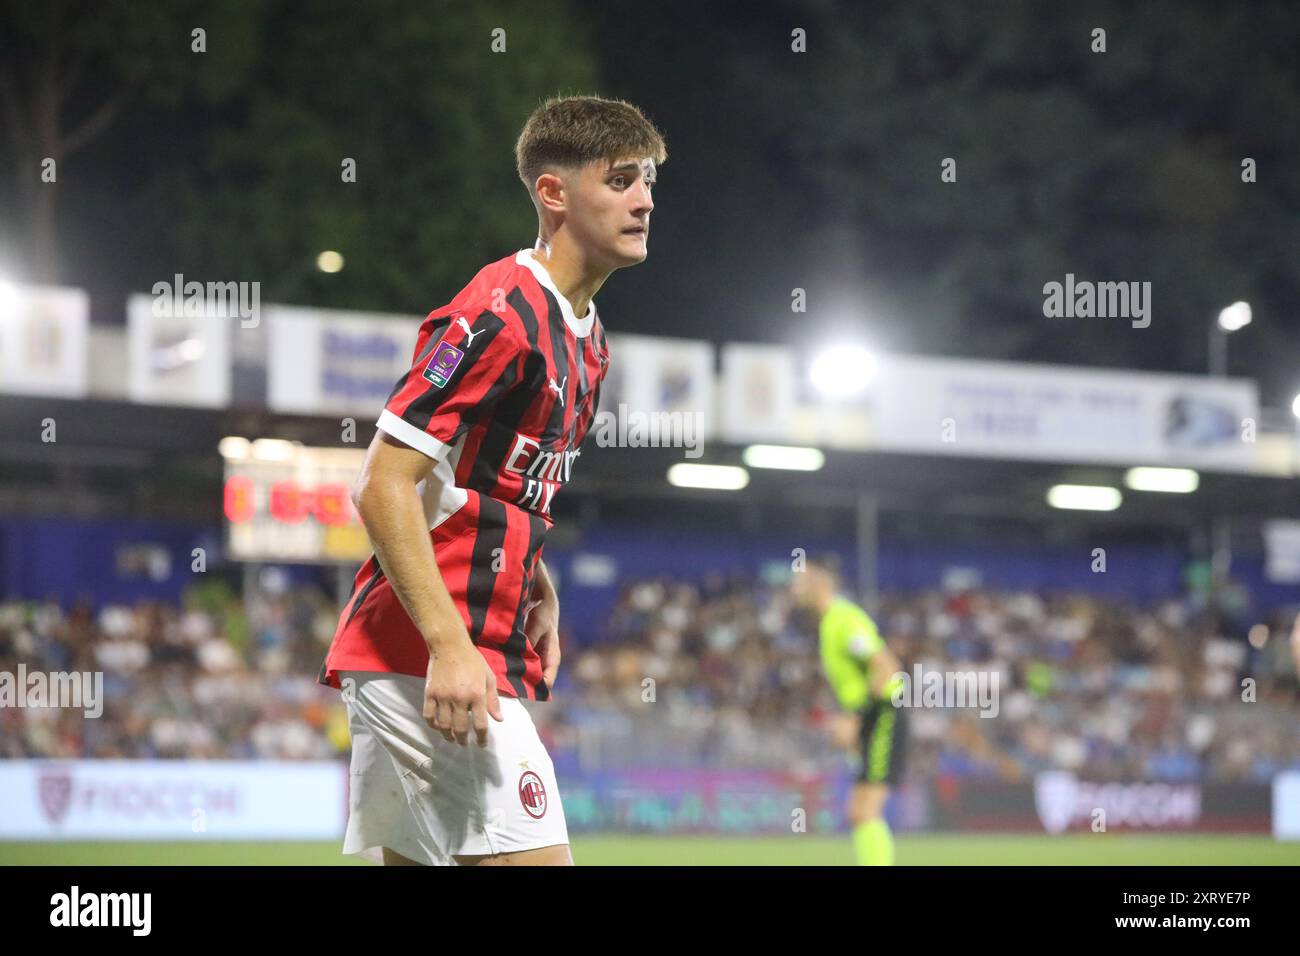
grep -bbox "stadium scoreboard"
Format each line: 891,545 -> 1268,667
221,442 -> 370,563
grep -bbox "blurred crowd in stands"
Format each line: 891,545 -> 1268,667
3,570 -> 1299,784
546,574 -> 1300,782
0,578 -> 343,761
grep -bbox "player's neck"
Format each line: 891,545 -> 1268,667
815,592 -> 837,615
530,235 -> 608,318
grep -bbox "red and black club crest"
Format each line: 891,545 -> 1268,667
518,770 -> 547,819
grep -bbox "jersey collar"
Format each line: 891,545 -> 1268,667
516,248 -> 596,338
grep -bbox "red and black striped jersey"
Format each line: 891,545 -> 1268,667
320,248 -> 609,701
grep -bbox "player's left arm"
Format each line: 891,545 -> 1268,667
526,559 -> 561,688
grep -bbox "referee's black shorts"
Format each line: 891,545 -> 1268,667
857,699 -> 907,785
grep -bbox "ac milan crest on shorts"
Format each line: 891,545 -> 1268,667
339,670 -> 569,865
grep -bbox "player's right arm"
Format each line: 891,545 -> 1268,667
354,306 -> 524,747
842,608 -> 903,702
351,432 -> 502,746
825,611 -> 902,750
865,642 -> 904,701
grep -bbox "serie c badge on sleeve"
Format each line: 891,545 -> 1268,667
423,341 -> 466,388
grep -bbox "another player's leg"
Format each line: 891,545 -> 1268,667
848,782 -> 893,866
850,702 -> 906,865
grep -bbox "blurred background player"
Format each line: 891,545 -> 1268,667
791,554 -> 907,865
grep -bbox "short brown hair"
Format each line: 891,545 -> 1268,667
807,552 -> 843,582
515,95 -> 667,201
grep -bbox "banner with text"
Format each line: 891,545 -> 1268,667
0,760 -> 347,840
721,346 -> 1261,472
719,343 -> 797,444
872,355 -> 1259,471
266,305 -> 421,417
0,284 -> 89,398
601,334 -> 716,443
127,293 -> 232,408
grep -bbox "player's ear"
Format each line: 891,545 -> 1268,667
535,171 -> 566,211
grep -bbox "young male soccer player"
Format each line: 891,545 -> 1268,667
318,95 -> 666,866
790,554 -> 907,865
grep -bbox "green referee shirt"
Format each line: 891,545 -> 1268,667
818,596 -> 886,711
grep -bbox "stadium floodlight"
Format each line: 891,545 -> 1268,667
741,444 -> 825,471
1291,393 -> 1300,419
809,345 -> 876,400
219,436 -> 252,460
1046,484 -> 1122,511
1124,467 -> 1199,493
251,438 -> 297,461
317,250 -> 345,273
666,463 -> 749,490
1217,301 -> 1252,332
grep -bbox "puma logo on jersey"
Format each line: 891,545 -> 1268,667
455,316 -> 485,347
548,375 -> 567,405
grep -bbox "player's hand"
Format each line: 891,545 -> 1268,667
525,593 -> 562,690
831,712 -> 860,752
424,641 -> 503,747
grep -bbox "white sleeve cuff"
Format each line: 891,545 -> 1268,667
376,409 -> 451,462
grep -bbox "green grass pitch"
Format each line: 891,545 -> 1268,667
2,834 -> 1298,866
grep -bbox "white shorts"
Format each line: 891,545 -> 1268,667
339,670 -> 569,865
